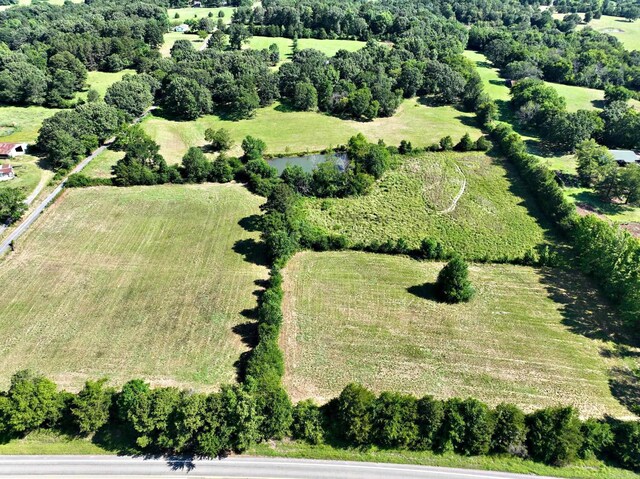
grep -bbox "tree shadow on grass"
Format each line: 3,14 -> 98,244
406,283 -> 439,302
238,214 -> 262,232
233,238 -> 269,267
609,366 -> 640,415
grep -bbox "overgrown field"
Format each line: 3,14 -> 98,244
281,251 -> 632,418
0,105 -> 59,143
303,152 -> 552,260
0,183 -> 268,390
142,99 -> 482,162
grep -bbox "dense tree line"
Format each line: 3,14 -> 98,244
2,369 -> 639,470
490,122 -> 640,326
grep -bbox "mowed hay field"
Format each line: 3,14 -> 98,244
143,98 -> 482,162
281,251 -> 631,417
303,152 -> 552,260
0,183 -> 268,391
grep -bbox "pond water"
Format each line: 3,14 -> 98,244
267,152 -> 349,174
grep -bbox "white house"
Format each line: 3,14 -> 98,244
0,142 -> 28,158
174,24 -> 191,33
0,164 -> 14,181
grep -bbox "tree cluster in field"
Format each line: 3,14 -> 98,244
490,122 -> 640,328
575,139 -> 640,205
0,187 -> 26,224
507,78 -> 640,152
0,1 -> 168,107
2,369 -> 639,470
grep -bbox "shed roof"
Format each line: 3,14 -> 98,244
0,143 -> 24,156
609,150 -> 638,164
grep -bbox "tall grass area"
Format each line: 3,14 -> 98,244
303,152 -> 553,260
281,251 -> 631,418
0,105 -> 59,143
142,99 -> 482,162
0,184 -> 268,391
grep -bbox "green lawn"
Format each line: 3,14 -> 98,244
160,31 -> 207,57
247,36 -> 367,65
0,105 -> 59,143
302,152 -> 553,260
0,183 -> 268,391
463,50 -> 622,112
75,70 -> 136,101
553,14 -> 640,52
82,148 -> 124,179
142,98 -> 482,162
0,157 -> 46,197
168,7 -> 234,24
281,251 -> 633,418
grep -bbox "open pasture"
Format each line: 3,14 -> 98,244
281,251 -> 632,418
0,105 -> 59,143
168,7 -> 234,24
553,14 -> 640,52
161,31 -> 207,57
142,98 -> 482,162
0,183 -> 268,391
247,36 -> 367,65
303,152 -> 552,260
75,70 -> 136,101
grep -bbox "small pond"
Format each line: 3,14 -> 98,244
267,152 -> 349,174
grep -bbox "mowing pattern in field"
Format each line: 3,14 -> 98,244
0,184 -> 268,391
303,152 -> 551,260
281,251 -> 630,417
142,99 -> 482,162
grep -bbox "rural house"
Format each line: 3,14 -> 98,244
0,142 -> 27,158
609,149 -> 640,166
0,164 -> 14,181
174,24 -> 191,33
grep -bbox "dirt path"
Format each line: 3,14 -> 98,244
438,163 -> 466,214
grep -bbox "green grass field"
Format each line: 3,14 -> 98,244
143,99 -> 482,162
553,14 -> 640,52
160,31 -> 207,57
247,36 -> 367,65
75,70 -> 136,101
0,183 -> 268,391
82,148 -> 124,179
168,7 -> 234,24
0,105 -> 59,143
0,157 -> 46,197
462,50 -> 626,113
281,251 -> 632,418
303,152 -> 553,260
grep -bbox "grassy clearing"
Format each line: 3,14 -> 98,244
0,157 -> 46,196
303,152 -> 553,260
82,148 -> 124,179
160,31 -> 207,57
168,7 -> 234,24
247,36 -> 367,65
250,441 -> 639,479
75,70 -> 136,101
142,98 -> 482,162
0,183 -> 268,391
281,251 -> 632,418
462,50 -> 630,112
564,187 -> 640,223
553,14 -> 640,52
0,105 -> 59,143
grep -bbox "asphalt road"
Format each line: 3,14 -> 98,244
0,456 -> 563,479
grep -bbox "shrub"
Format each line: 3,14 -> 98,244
491,403 -> 527,456
66,174 -> 112,188
420,238 -> 446,260
455,133 -> 475,152
372,392 -> 419,449
610,420 -> 640,469
526,406 -> 583,466
205,128 -> 234,152
439,136 -> 454,151
415,395 -> 444,450
336,383 -> 376,445
579,418 -> 613,459
292,400 -> 325,444
475,136 -> 491,151
436,256 -> 475,303
71,378 -> 114,435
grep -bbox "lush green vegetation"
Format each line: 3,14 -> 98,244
168,6 -> 234,24
74,70 -> 136,102
160,32 -> 206,57
142,100 -> 481,161
246,36 -> 366,65
0,184 -> 268,390
302,152 -> 551,260
0,106 -> 59,143
281,251 -> 630,417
